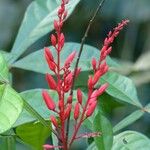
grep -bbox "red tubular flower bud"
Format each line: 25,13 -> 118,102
54,20 -> 59,31
50,116 -> 58,128
65,72 -> 73,84
51,34 -> 57,47
88,97 -> 97,106
106,46 -> 112,55
64,104 -> 72,120
46,74 -> 57,90
99,61 -> 107,70
92,58 -> 97,71
42,90 -> 56,110
77,89 -> 82,105
91,90 -> 98,99
45,47 -> 54,62
86,101 -> 97,117
67,95 -> 72,104
65,51 -> 76,66
58,99 -> 63,110
48,61 -> 56,72
74,102 -> 80,120
97,83 -> 108,96
44,48 -> 56,72
59,33 -> 65,49
93,70 -> 102,85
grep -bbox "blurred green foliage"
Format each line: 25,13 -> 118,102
0,0 -> 150,149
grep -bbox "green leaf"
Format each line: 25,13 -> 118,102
113,110 -> 144,133
0,84 -> 23,133
0,135 -> 16,150
112,131 -> 150,150
0,53 -> 9,82
86,142 -> 97,150
16,122 -> 51,150
14,89 -> 58,127
100,71 -> 142,107
12,42 -> 118,74
98,93 -> 124,114
93,112 -> 113,150
10,0 -> 80,63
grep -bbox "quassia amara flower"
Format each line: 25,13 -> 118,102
42,0 -> 129,149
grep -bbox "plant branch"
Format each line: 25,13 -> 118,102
66,0 -> 106,144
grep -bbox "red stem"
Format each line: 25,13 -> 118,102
68,89 -> 93,148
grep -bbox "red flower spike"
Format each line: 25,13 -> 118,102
51,34 -> 57,47
67,95 -> 72,104
86,101 -> 97,117
65,51 -> 76,66
74,102 -> 80,120
43,1 -> 129,147
64,104 -> 72,120
92,58 -> 97,71
50,116 -> 58,128
77,89 -> 82,105
46,74 -> 57,90
42,90 -> 56,110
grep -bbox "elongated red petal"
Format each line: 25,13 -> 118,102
97,83 -> 108,96
50,115 -> 58,128
45,47 -> 54,62
42,90 -> 56,110
92,58 -> 97,71
74,102 -> 80,120
64,104 -> 72,120
51,34 -> 57,46
86,101 -> 97,117
77,89 -> 82,105
93,70 -> 102,85
65,51 -> 76,66
44,48 -> 56,72
59,33 -> 65,49
67,95 -> 72,104
46,74 -> 57,90
88,76 -> 93,89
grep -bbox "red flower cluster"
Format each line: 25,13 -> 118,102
42,0 -> 129,149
